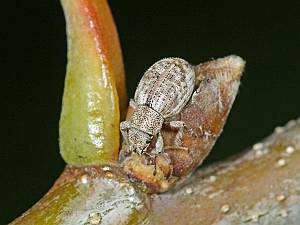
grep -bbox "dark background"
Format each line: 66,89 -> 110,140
1,0 -> 300,224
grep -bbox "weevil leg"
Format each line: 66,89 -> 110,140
169,120 -> 185,146
154,132 -> 164,154
120,121 -> 131,144
164,146 -> 188,151
153,155 -> 157,176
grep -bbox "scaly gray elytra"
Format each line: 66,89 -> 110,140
120,58 -> 195,155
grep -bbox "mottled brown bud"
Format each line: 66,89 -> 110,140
120,55 -> 245,193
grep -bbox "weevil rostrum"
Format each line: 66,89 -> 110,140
120,58 -> 195,156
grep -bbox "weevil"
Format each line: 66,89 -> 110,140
120,58 -> 195,155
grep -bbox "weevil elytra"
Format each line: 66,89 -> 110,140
120,58 -> 195,155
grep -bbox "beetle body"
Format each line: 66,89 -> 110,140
120,58 -> 195,155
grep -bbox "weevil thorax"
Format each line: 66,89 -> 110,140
129,105 -> 164,154
131,105 -> 164,135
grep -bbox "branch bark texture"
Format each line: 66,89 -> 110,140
148,119 -> 300,225
11,119 -> 300,224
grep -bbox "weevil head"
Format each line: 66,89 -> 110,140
128,128 -> 152,154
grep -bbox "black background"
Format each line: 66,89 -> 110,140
1,0 -> 300,224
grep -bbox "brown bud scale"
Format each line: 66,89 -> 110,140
120,55 -> 245,193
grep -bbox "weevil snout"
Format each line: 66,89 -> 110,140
128,128 -> 152,154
